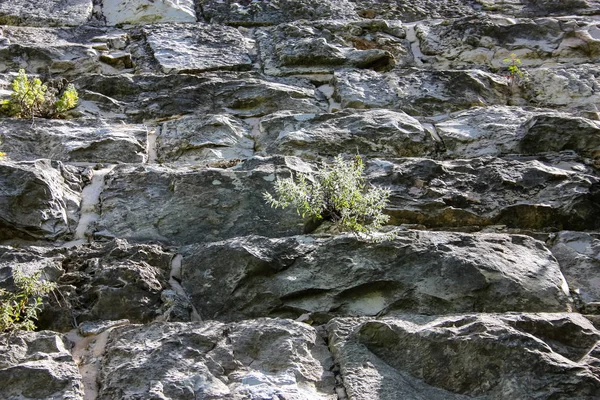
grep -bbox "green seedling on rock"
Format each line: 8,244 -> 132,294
264,155 -> 392,240
503,53 -> 525,83
0,270 -> 56,332
1,69 -> 78,119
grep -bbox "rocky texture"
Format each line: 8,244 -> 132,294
433,106 -> 600,160
525,65 -> 600,116
157,113 -> 254,164
75,72 -> 326,122
257,20 -> 408,77
181,232 -> 570,322
102,0 -> 197,26
0,118 -> 147,163
370,157 -> 600,230
477,0 -> 600,17
328,313 -> 600,399
144,24 -> 252,74
0,239 -> 175,331
0,0 -> 92,27
1,1 -> 600,399
351,0 -> 479,21
256,109 -> 436,158
96,157 -> 308,244
98,319 -> 336,399
0,330 -> 84,399
332,68 -> 509,115
0,26 -> 103,78
0,160 -> 81,241
414,15 -> 600,68
551,231 -> 600,312
200,0 -> 358,26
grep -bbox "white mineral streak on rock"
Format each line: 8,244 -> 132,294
170,254 -> 202,321
74,166 -> 116,241
102,0 -> 196,26
405,22 -> 425,66
317,84 -> 342,112
67,325 -> 125,400
146,127 -> 158,164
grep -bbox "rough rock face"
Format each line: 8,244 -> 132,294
370,157 -> 600,230
328,313 -> 600,399
1,0 -> 600,399
0,0 -> 92,27
96,158 -> 308,244
102,0 -> 197,26
0,160 -> 81,240
144,24 -> 253,73
551,231 -> 600,311
0,118 -> 147,163
98,319 -> 336,399
181,232 -> 570,321
0,331 -> 84,399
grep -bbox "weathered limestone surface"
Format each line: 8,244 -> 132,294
0,330 -> 84,399
157,113 -> 254,164
200,0 -> 358,25
102,0 -> 197,26
0,160 -> 81,241
99,319 -> 336,399
75,72 -> 327,122
181,232 -> 570,321
96,157 -> 308,244
0,1 -> 599,399
256,109 -> 436,158
433,106 -> 600,159
144,24 -> 252,74
0,0 -> 93,27
0,118 -> 147,163
370,157 -> 600,230
551,231 -> 600,311
328,313 -> 600,399
257,20 -> 408,77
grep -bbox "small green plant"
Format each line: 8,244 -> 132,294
503,53 -> 525,83
1,69 -> 78,119
264,155 -> 392,239
0,270 -> 56,333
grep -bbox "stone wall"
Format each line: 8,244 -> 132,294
1,0 -> 599,399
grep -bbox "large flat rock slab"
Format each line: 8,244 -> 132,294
96,157 -> 308,244
370,157 -> 600,230
75,72 -> 327,122
0,0 -> 92,27
181,232 -> 570,322
0,118 -> 147,163
0,160 -> 81,241
144,24 -> 252,74
257,20 -> 409,77
350,0 -> 479,21
332,68 -> 509,116
157,113 -> 254,164
102,0 -> 196,26
551,231 -> 600,312
0,331 -> 84,399
99,319 -> 336,399
327,313 -> 600,399
202,0 -> 358,25
0,26 -> 135,79
433,106 -> 600,160
411,15 -> 600,69
256,109 -> 436,158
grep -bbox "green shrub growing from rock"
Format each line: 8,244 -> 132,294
0,270 -> 56,332
1,69 -> 78,119
264,155 -> 391,238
